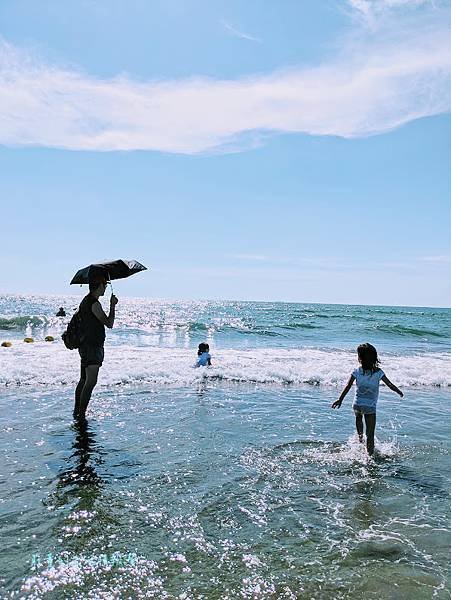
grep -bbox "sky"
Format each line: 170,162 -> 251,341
0,0 -> 450,306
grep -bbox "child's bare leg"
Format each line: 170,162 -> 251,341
355,413 -> 364,442
364,413 -> 376,455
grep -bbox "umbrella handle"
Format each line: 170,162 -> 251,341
107,272 -> 114,295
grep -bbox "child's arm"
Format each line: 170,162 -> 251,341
332,375 -> 355,409
381,375 -> 403,397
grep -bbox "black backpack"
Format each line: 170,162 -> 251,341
62,311 -> 85,350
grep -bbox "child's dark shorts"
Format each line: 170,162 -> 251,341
78,344 -> 104,367
353,404 -> 376,416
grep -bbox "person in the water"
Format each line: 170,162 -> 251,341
196,342 -> 212,367
332,343 -> 403,455
56,307 -> 66,317
74,271 -> 118,422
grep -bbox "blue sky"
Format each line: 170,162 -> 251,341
0,0 -> 450,306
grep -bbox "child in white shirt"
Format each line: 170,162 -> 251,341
332,343 -> 403,455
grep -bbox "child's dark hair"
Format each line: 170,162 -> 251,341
357,343 -> 380,374
198,343 -> 209,356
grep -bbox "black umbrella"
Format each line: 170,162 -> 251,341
70,259 -> 147,285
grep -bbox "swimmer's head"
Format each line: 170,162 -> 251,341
198,342 -> 209,356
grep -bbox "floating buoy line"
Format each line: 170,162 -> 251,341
1,336 -> 56,346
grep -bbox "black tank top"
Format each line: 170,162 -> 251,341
79,294 -> 106,346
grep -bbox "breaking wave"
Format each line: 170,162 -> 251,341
1,343 -> 450,388
0,315 -> 49,330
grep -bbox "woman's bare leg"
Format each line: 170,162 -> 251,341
74,365 -> 86,418
78,365 -> 100,420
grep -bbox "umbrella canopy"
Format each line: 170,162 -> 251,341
70,259 -> 147,284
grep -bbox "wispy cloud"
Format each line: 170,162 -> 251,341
227,254 -> 451,271
228,254 -> 269,262
0,2 -> 450,154
221,20 -> 262,43
420,255 -> 451,264
348,0 -> 436,19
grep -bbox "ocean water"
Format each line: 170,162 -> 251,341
0,294 -> 450,599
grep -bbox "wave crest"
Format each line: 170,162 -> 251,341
1,344 -> 450,388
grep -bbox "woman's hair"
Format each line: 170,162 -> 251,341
198,342 -> 209,356
89,276 -> 107,293
357,343 -> 380,374
88,269 -> 108,292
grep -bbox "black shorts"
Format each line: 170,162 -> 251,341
78,344 -> 104,367
353,405 -> 376,416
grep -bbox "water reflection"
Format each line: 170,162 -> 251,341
196,381 -> 208,398
53,421 -> 105,510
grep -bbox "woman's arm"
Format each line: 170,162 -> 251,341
381,375 -> 403,397
92,295 -> 118,329
332,375 -> 355,409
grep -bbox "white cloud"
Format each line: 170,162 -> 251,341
0,2 -> 450,154
221,20 -> 262,43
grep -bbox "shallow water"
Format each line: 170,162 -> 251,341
0,296 -> 450,598
1,384 -> 449,599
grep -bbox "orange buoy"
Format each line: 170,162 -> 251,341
1,341 -> 12,347
23,337 -> 34,343
45,336 -> 54,342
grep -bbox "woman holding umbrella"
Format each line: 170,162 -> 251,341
73,269 -> 118,422
70,259 -> 146,423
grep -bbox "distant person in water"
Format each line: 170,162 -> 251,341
73,271 -> 118,422
332,343 -> 403,456
56,307 -> 66,317
196,343 -> 212,367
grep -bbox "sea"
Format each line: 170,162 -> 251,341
0,294 -> 450,599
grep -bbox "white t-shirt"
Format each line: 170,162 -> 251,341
352,367 -> 385,410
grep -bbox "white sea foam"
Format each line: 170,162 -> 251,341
1,343 -> 451,388
303,435 -> 400,467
